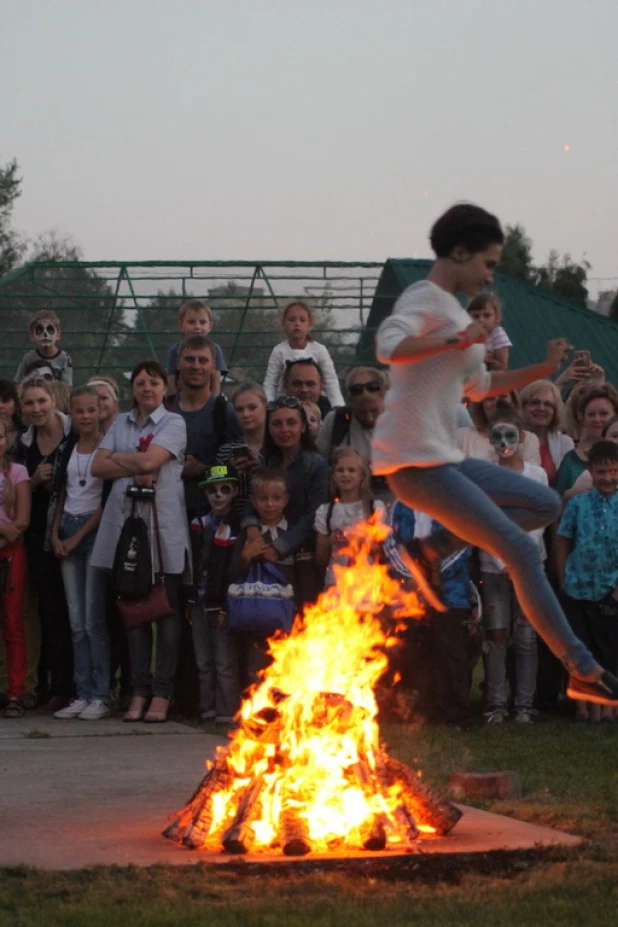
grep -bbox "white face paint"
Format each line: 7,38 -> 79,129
32,322 -> 60,349
489,422 -> 521,459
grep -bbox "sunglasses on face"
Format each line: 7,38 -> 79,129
349,381 -> 381,397
268,397 -> 301,411
34,324 -> 57,337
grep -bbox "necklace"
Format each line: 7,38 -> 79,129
75,440 -> 98,487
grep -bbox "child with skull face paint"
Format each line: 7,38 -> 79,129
188,464 -> 241,724
480,406 -> 549,724
15,312 -> 73,386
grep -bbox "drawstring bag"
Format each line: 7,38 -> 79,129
113,492 -> 174,631
227,561 -> 295,636
111,498 -> 153,600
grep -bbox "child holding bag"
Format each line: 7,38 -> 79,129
228,468 -> 297,687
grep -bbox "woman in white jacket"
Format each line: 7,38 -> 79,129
519,380 -> 573,486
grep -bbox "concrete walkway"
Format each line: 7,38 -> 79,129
0,714 -> 582,870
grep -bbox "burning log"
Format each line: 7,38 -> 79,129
385,756 -> 462,836
350,754 -> 407,849
162,753 -> 230,844
358,815 -> 387,851
221,779 -> 264,854
279,800 -> 311,856
241,707 -> 283,745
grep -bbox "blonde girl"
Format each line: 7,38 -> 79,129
88,375 -> 120,434
263,300 -> 345,408
51,386 -> 110,720
0,419 -> 31,717
302,401 -> 322,441
467,292 -> 512,370
314,447 -> 385,586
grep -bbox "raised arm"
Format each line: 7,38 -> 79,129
485,339 -> 571,398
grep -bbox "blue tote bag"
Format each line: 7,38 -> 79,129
227,561 -> 295,635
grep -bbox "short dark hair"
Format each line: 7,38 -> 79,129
130,360 -> 168,388
430,203 -> 504,258
283,357 -> 323,384
177,334 -> 216,360
588,440 -> 618,468
488,400 -> 524,433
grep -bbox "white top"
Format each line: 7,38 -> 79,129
372,281 -> 491,472
480,462 -> 549,573
263,340 -> 345,407
64,448 -> 104,516
456,427 -> 541,466
315,499 -> 386,586
485,325 -> 512,354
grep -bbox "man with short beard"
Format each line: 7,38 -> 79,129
282,358 -> 333,419
317,367 -> 391,501
170,334 -> 241,519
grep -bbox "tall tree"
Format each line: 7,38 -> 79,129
0,157 -> 25,277
498,224 -> 534,281
533,250 -> 591,306
0,232 -> 127,382
609,290 -> 618,321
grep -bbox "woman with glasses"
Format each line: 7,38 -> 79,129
519,380 -> 573,486
372,202 -> 618,708
243,396 -> 328,602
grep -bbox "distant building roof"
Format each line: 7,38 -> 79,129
356,258 -> 618,383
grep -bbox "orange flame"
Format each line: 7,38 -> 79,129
167,516 -> 453,854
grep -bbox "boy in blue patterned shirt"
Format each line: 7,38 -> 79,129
557,440 -> 618,723
386,502 -> 479,725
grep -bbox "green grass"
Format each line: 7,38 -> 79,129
2,716 -> 617,926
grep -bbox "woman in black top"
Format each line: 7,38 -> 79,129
17,377 -> 76,711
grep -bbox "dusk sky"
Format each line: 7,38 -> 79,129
3,0 -> 617,294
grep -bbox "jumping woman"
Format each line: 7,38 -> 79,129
372,203 -> 618,707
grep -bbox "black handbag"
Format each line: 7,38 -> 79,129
116,494 -> 175,631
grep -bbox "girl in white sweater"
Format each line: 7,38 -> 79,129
263,301 -> 344,408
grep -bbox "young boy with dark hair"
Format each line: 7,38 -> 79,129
166,300 -> 227,396
15,311 -> 73,385
557,440 -> 618,723
189,464 -> 240,725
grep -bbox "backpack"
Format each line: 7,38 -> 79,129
111,500 -> 153,600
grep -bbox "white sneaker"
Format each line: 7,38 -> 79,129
78,699 -> 111,720
54,698 -> 90,719
484,709 -> 507,725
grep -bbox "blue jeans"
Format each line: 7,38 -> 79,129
60,513 -> 110,701
127,574 -> 182,700
191,603 -> 239,722
388,458 -> 597,679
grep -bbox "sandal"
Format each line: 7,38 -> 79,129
144,697 -> 170,724
2,698 -> 25,718
123,696 -> 149,723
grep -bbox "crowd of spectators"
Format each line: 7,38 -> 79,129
0,296 -> 616,730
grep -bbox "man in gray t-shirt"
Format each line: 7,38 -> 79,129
169,334 -> 241,518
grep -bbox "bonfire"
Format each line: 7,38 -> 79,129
164,517 -> 462,855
